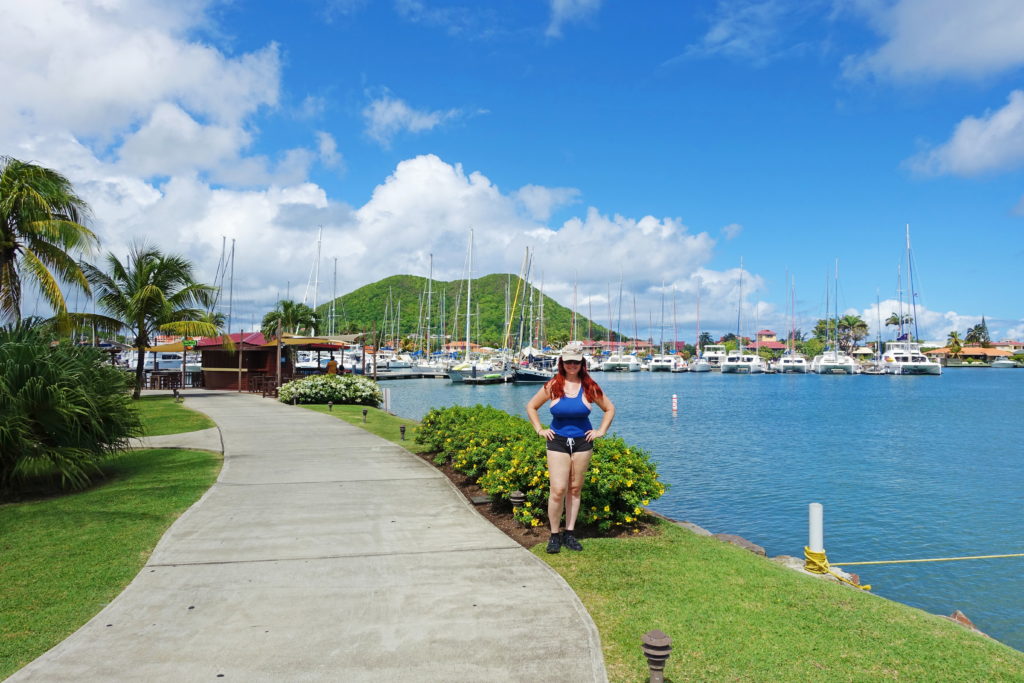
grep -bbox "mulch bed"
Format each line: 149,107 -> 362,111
415,451 -> 660,549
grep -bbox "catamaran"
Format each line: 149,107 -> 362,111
882,226 -> 942,376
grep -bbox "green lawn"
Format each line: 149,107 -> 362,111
0,448 -> 222,679
132,395 -> 217,436
302,404 -> 430,454
536,520 -> 1024,682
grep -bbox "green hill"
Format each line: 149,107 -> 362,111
316,273 -> 614,348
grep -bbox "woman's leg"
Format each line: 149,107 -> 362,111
564,449 -> 593,531
546,450 -> 571,533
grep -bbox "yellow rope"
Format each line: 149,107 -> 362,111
803,547 -> 872,591
832,552 -> 1024,566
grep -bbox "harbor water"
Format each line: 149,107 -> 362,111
386,369 -> 1024,651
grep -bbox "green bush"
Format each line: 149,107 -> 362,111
278,374 -> 382,406
415,405 -> 667,532
0,322 -> 141,494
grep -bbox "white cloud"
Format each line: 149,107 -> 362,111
362,93 -> 462,147
0,0 -> 279,141
906,90 -> 1024,176
682,0 -> 795,65
514,185 -> 581,221
722,223 -> 743,240
843,0 -> 1024,82
858,299 -> 988,343
546,0 -> 602,39
316,132 -> 343,169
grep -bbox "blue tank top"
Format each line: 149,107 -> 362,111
550,389 -> 592,438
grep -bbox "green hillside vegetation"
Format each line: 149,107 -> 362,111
317,273 -> 615,348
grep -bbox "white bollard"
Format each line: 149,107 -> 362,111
671,393 -> 678,411
808,503 -> 824,553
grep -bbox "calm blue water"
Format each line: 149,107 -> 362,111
385,370 -> 1024,651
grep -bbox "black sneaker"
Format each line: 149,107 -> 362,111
562,531 -> 583,551
546,533 -> 562,554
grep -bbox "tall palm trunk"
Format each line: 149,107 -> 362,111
133,342 -> 147,399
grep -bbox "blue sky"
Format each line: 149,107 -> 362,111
3,0 -> 1023,342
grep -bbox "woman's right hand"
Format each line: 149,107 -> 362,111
536,426 -> 554,440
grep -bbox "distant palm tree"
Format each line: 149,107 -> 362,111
838,314 -> 869,353
697,331 -> 714,348
82,243 -> 219,399
0,156 -> 97,323
885,312 -> 913,331
947,331 -> 963,358
261,300 -> 319,340
964,318 -> 991,347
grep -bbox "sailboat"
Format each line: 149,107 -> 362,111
880,225 -> 942,375
721,259 -> 766,374
448,230 -> 496,382
810,260 -> 858,375
690,278 -> 711,372
777,273 -> 807,373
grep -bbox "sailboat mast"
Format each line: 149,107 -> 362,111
906,224 -> 920,342
694,281 -> 701,356
464,229 -> 473,362
426,254 -> 433,356
736,257 -> 744,350
672,285 -> 679,356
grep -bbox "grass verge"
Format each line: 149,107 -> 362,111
536,519 -> 1024,682
132,395 -> 216,436
301,404 -> 430,454
0,448 -> 222,679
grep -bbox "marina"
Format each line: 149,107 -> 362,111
383,369 -> 1024,651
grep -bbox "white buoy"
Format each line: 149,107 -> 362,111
808,503 -> 824,552
671,393 -> 678,411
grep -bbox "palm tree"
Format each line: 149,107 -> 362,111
697,331 -> 714,348
837,314 -> 869,353
947,331 -> 963,358
82,243 -> 219,399
885,312 -> 913,335
0,156 -> 97,323
261,300 -> 319,340
965,317 -> 991,347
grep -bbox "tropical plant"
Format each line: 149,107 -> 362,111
81,243 -> 219,399
964,318 -> 991,347
415,405 -> 665,532
947,331 -> 963,358
0,320 -> 141,494
0,156 -> 97,323
277,374 -> 382,406
697,331 -> 714,348
885,312 -> 913,334
837,314 -> 869,353
262,300 -> 320,339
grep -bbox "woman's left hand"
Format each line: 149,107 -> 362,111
585,429 -> 605,442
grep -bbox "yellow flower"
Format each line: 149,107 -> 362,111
531,518 -> 540,527
590,506 -> 596,511
634,507 -> 641,515
642,499 -> 650,505
626,480 -> 633,487
604,505 -> 610,512
524,502 -> 531,508
625,516 -> 633,523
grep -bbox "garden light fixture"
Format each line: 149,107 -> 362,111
399,425 -> 406,440
362,408 -> 367,422
641,630 -> 672,683
328,401 -> 333,411
510,490 -> 526,507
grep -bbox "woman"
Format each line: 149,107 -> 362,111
526,344 -> 615,553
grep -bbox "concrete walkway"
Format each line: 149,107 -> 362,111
11,391 -> 607,682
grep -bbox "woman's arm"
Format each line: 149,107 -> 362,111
586,394 -> 615,441
526,385 -> 554,439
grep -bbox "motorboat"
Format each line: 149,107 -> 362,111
720,350 -> 766,374
512,366 -> 555,383
701,344 -> 728,369
601,354 -> 641,371
880,341 -> 942,375
991,358 -> 1019,368
648,355 -> 674,372
810,348 -> 859,374
670,356 -> 688,372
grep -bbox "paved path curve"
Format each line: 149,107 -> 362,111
12,390 -> 607,682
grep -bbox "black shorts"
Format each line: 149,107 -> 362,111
546,434 -> 593,455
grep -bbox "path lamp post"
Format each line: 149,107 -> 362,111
640,630 -> 672,683
362,408 -> 368,423
399,425 -> 406,440
328,401 -> 333,411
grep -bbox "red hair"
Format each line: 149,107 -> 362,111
547,358 -> 603,402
